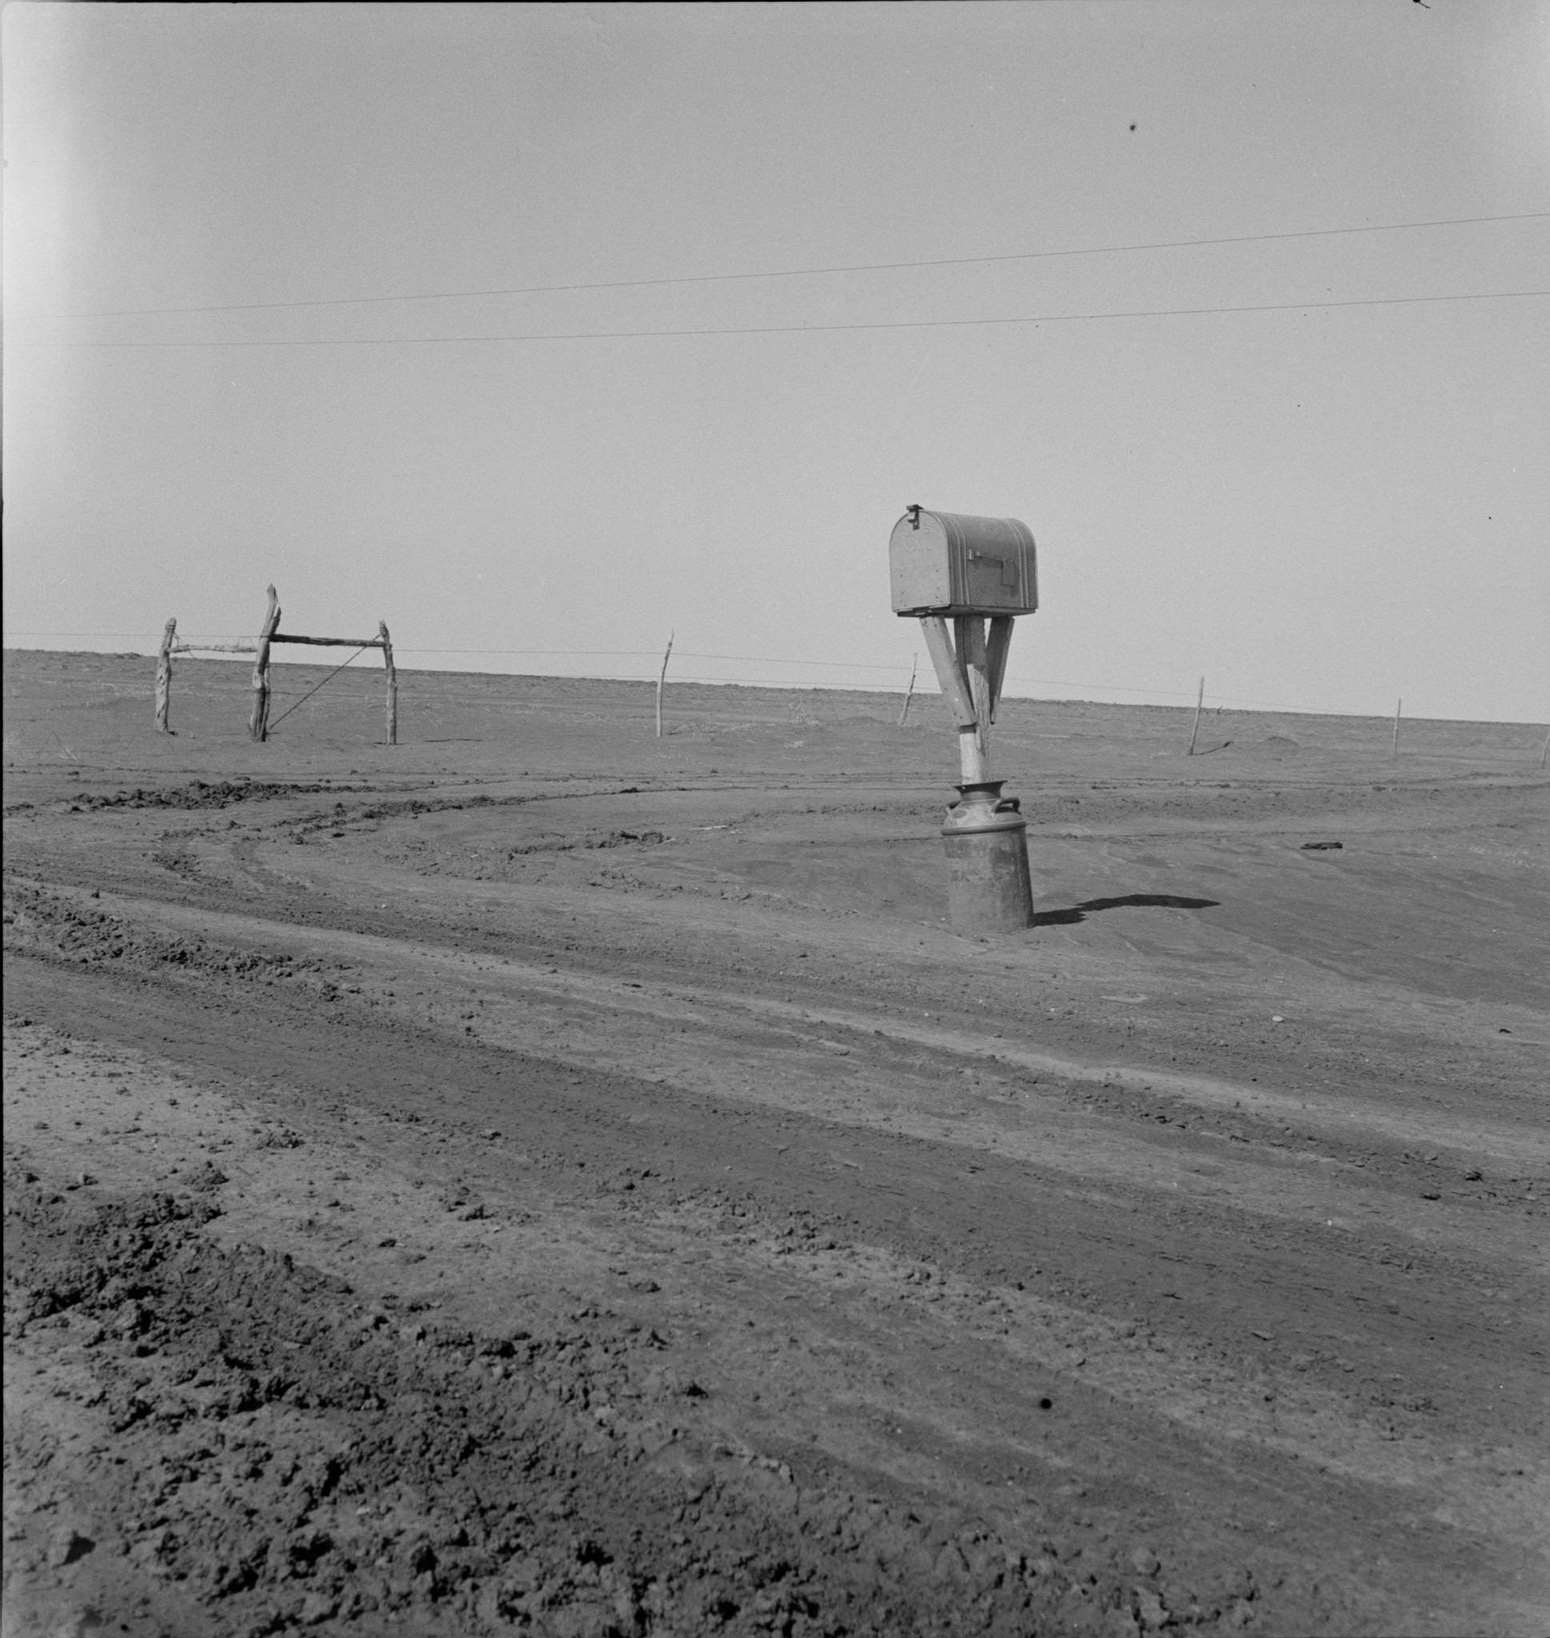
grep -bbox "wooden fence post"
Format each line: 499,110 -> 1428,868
656,632 -> 674,739
897,653 -> 918,727
379,620 -> 398,745
1187,676 -> 1205,756
155,617 -> 176,733
249,585 -> 281,742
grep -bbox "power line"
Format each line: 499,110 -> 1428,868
19,288 -> 1548,350
49,210 -> 1550,320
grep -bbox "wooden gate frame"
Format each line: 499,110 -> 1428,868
155,584 -> 397,745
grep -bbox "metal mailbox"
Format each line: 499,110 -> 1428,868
889,506 -> 1038,617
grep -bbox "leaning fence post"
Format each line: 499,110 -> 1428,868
379,620 -> 398,745
155,617 -> 176,733
249,585 -> 281,742
1187,676 -> 1205,756
656,631 -> 674,739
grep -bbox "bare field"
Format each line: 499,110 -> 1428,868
4,649 -> 1548,1638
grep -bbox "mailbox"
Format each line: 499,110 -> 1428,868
889,506 -> 1038,617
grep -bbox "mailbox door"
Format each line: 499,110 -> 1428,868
959,542 -> 1025,608
889,516 -> 953,613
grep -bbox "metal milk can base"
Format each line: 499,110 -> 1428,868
941,782 -> 1035,933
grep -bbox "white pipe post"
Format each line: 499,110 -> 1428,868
955,615 -> 991,784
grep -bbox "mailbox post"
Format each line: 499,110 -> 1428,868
890,504 -> 1037,933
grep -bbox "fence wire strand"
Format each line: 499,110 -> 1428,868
265,645 -> 369,733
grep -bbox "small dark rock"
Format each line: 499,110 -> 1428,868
50,1527 -> 96,1567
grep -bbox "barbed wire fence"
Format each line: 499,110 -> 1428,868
4,630 -> 1546,746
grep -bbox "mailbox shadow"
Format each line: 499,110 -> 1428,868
1033,893 -> 1219,928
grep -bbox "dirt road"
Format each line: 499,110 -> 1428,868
4,652 -> 1547,1636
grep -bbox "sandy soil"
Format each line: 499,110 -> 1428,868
4,649 -> 1547,1638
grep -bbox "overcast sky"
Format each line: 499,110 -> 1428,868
5,1 -> 1547,722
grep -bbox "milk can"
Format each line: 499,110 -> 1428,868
941,781 -> 1034,932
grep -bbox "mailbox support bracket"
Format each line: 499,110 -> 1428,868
919,613 -> 1016,786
